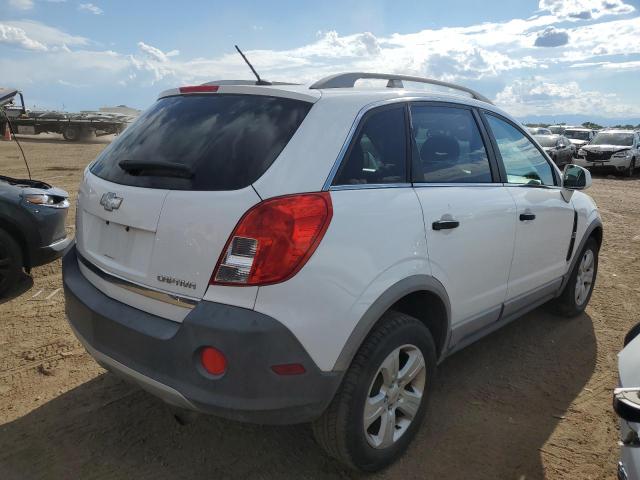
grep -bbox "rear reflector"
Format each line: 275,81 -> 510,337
211,192 -> 333,286
179,85 -> 219,94
200,347 -> 227,376
271,363 -> 306,375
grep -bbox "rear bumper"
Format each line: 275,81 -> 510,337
62,245 -> 342,424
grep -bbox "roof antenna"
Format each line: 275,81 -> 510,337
234,45 -> 271,86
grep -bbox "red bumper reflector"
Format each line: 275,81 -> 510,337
200,347 -> 227,375
179,85 -> 219,94
271,363 -> 306,375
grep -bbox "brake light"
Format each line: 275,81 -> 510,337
179,85 -> 219,94
211,192 -> 333,286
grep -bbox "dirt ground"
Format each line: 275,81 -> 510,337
0,134 -> 638,480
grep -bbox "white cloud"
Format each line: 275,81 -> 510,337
539,0 -> 635,20
0,20 -> 88,53
78,3 -> 103,15
534,27 -> 569,47
8,0 -> 34,10
0,24 -> 47,51
494,77 -> 634,117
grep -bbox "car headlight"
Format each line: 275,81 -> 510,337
612,150 -> 631,158
24,194 -> 69,208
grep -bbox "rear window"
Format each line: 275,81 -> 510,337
90,94 -> 312,190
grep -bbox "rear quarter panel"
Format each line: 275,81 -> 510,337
252,188 -> 429,371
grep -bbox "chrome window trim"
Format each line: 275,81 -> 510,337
413,182 -> 502,188
77,252 -> 198,309
329,183 -> 411,191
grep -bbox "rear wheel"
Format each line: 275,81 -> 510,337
312,311 -> 436,471
0,229 -> 23,296
550,238 -> 598,317
62,126 -> 80,141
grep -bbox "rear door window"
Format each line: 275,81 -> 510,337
332,106 -> 407,186
410,105 -> 493,183
90,94 -> 311,191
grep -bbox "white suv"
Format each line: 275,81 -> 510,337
63,73 -> 602,471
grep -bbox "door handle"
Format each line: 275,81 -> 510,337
432,220 -> 460,231
519,213 -> 536,221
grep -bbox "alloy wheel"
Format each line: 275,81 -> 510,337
575,249 -> 595,306
363,344 -> 426,449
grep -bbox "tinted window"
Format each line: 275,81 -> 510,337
333,106 -> 407,185
411,105 -> 492,183
564,130 -> 591,141
534,135 -> 558,148
591,132 -> 634,146
90,94 -> 311,190
486,114 -> 556,186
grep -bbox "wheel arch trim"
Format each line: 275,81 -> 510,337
559,217 -> 603,294
332,275 -> 451,372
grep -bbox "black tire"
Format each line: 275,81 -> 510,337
62,126 -> 80,141
550,238 -> 599,317
0,229 -> 23,296
626,158 -> 636,178
312,311 -> 437,472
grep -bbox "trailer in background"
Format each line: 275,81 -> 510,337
4,109 -> 131,141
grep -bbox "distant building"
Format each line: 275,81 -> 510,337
99,105 -> 140,117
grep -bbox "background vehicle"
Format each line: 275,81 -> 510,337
0,87 -> 72,295
548,125 -> 567,135
565,127 -> 596,148
0,176 -> 71,295
62,73 -> 602,471
613,321 -> 640,480
528,126 -> 552,135
575,130 -> 640,177
534,134 -> 574,167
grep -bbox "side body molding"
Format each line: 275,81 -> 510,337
558,217 -> 603,294
332,275 -> 451,371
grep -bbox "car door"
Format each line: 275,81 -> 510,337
409,103 -> 517,344
482,112 -> 575,309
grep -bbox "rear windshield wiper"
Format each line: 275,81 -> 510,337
118,160 -> 193,179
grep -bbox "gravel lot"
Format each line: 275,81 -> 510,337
0,134 -> 639,479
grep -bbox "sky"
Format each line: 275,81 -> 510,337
1,0 -> 640,124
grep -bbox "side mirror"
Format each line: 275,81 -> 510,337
614,388 -> 640,423
563,164 -> 591,190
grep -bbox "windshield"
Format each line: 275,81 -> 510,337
590,132 -> 634,146
90,94 -> 311,190
535,136 -> 558,147
564,130 -> 590,141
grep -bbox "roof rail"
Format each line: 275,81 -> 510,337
203,80 -> 300,87
309,72 -> 493,104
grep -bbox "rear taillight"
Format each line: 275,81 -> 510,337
211,192 -> 333,286
179,85 -> 219,94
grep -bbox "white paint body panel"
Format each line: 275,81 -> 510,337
253,188 -> 429,371
505,186 -> 575,299
76,171 -> 261,320
413,185 -> 517,327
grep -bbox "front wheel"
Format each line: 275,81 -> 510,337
0,229 -> 23,296
550,238 -> 599,317
312,311 -> 437,471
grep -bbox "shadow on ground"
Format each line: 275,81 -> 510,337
0,308 -> 596,480
0,274 -> 33,305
